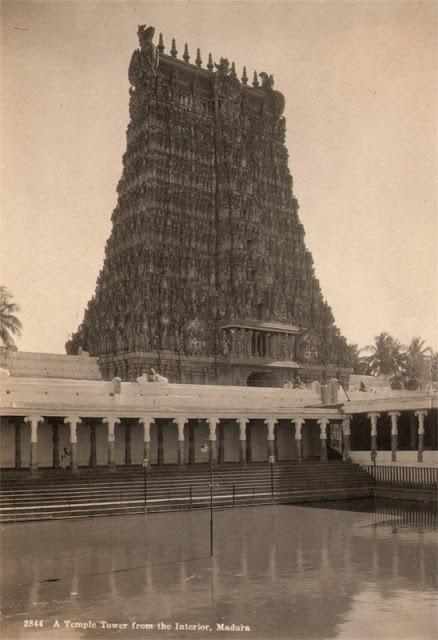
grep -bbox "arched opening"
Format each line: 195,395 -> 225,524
247,371 -> 277,387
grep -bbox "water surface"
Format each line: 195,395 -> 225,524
1,501 -> 437,639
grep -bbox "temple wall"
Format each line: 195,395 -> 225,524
303,422 -> 320,461
223,422 -> 240,462
96,425 -> 107,466
131,423 -> 144,464
162,423 -> 178,464
277,423 -> 295,460
251,421 -> 268,462
0,421 -> 14,468
37,423 -> 52,467
77,424 -> 91,467
21,426 -> 30,468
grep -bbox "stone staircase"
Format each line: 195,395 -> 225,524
0,462 -> 374,523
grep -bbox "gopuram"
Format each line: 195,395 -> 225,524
66,26 -> 352,386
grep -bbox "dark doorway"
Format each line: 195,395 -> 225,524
247,371 -> 277,387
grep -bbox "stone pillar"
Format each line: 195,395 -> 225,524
266,418 -> 276,461
52,423 -> 60,469
367,412 -> 380,463
342,415 -> 352,462
292,417 -> 304,462
318,418 -> 329,461
238,417 -> 248,464
388,411 -> 401,462
409,412 -> 417,450
124,422 -> 131,466
274,422 -> 279,460
14,421 -> 21,469
89,424 -> 97,468
246,421 -> 252,463
175,417 -> 187,465
189,422 -> 195,464
218,421 -> 225,463
266,333 -> 272,358
139,416 -> 153,463
207,417 -> 219,464
157,422 -> 164,465
64,416 -> 81,472
24,415 -> 43,474
415,410 -> 428,463
103,417 -> 120,471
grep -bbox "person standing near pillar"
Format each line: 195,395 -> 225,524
64,416 -> 81,473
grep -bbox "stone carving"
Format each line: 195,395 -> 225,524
186,318 -> 206,356
137,25 -> 155,50
214,57 -> 230,76
259,71 -> 285,118
259,72 -> 275,91
147,368 -> 168,383
66,27 -> 352,380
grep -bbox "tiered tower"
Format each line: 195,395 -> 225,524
67,26 -> 352,386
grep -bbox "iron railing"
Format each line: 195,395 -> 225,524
363,465 -> 438,486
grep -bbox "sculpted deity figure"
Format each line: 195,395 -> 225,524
214,58 -> 230,76
259,71 -> 285,118
137,25 -> 155,50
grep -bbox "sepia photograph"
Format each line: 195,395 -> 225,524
1,1 -> 437,639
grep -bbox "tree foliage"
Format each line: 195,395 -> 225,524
0,286 -> 22,351
361,332 -> 404,376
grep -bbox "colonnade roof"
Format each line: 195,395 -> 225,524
1,373 -> 436,419
1,374 -> 334,420
342,388 -> 437,413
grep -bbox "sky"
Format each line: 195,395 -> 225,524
1,0 -> 437,354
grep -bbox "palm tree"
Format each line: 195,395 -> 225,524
0,286 -> 22,351
361,332 -> 404,376
345,343 -> 362,372
404,337 -> 432,390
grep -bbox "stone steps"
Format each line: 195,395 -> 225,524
0,462 -> 374,522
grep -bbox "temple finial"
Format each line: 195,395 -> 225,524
183,43 -> 190,63
158,33 -> 164,53
171,38 -> 177,59
252,71 -> 259,87
195,47 -> 202,68
241,66 -> 248,85
230,62 -> 237,78
207,52 -> 214,72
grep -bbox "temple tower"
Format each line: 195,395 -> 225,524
67,26 -> 352,386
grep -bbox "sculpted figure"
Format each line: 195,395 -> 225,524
214,58 -> 230,76
148,367 -> 168,383
259,72 -> 275,91
137,25 -> 155,50
259,71 -> 285,118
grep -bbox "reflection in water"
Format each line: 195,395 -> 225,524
1,500 -> 437,639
